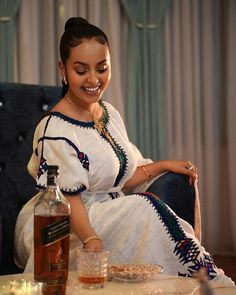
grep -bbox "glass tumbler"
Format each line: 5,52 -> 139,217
77,248 -> 109,289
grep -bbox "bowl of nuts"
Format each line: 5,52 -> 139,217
108,264 -> 163,282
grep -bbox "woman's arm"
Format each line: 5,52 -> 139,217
124,160 -> 198,189
66,194 -> 103,250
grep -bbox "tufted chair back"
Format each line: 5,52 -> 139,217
0,82 -> 61,275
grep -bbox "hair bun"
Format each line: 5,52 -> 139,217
64,17 -> 89,31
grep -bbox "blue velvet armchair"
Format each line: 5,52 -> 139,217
0,82 -> 197,275
0,82 -> 61,275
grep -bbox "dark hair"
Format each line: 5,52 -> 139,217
60,17 -> 110,97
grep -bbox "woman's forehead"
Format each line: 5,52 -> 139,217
68,38 -> 110,63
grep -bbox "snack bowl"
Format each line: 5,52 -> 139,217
108,263 -> 163,283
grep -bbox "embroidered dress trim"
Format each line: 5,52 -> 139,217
38,136 -> 90,170
134,192 -> 217,280
48,100 -> 109,129
36,184 -> 86,195
47,103 -> 127,187
98,128 -> 128,187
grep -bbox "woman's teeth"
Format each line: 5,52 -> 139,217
83,85 -> 100,93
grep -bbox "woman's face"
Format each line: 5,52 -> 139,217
61,38 -> 111,108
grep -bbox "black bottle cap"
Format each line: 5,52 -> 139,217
47,165 -> 59,176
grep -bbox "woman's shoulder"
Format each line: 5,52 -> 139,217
102,100 -> 116,112
34,113 -> 69,137
102,100 -> 123,121
36,112 -> 60,126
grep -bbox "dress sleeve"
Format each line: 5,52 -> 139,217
129,142 -> 153,166
27,117 -> 89,196
105,101 -> 153,167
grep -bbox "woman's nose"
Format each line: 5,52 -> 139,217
87,72 -> 99,85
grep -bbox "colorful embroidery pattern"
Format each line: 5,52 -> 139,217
77,150 -> 89,170
37,156 -> 48,179
36,184 -> 86,195
139,192 -> 186,241
90,102 -> 128,187
174,238 -> 200,264
178,253 -> 217,280
62,185 -> 86,195
47,103 -> 127,187
136,192 -> 217,279
114,145 -> 128,187
38,136 -> 90,170
35,115 -> 90,195
99,129 -> 128,187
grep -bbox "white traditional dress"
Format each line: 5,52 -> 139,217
15,101 -> 234,285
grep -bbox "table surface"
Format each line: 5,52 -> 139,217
0,271 -> 235,294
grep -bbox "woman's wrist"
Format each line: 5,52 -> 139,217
142,161 -> 167,179
141,165 -> 152,179
82,236 -> 103,250
82,235 -> 102,247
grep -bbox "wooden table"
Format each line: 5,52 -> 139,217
0,271 -> 235,294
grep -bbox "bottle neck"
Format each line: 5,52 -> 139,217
47,175 -> 58,187
46,176 -> 61,201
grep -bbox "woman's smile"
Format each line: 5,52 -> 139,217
81,83 -> 102,96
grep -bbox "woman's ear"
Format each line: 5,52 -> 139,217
59,62 -> 68,85
59,61 -> 66,78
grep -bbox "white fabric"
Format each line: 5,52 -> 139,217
14,102 -> 234,285
27,102 -> 144,206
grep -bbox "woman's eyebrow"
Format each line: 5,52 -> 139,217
97,59 -> 107,65
73,59 -> 107,66
73,61 -> 87,66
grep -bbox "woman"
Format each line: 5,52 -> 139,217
15,17 -> 234,284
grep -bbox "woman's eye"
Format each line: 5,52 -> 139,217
97,67 -> 108,73
76,70 -> 87,75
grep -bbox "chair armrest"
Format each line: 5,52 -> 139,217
146,172 -> 195,228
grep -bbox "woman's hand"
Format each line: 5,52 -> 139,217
124,159 -> 198,189
83,239 -> 103,251
159,160 -> 198,185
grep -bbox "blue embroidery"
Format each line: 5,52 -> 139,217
49,101 -> 109,128
97,103 -> 128,186
174,238 -> 200,264
49,102 -> 128,187
98,128 -> 128,187
108,192 -> 119,199
50,103 -> 127,187
135,192 -> 217,279
38,136 -> 90,170
35,114 -> 90,194
37,157 -> 48,179
137,192 -> 185,241
178,253 -> 217,280
37,184 -> 86,195
36,116 -> 52,179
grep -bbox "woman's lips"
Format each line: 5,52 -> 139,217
81,84 -> 102,95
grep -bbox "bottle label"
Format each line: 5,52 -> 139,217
41,216 -> 70,246
50,261 -> 67,272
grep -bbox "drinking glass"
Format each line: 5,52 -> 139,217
77,248 -> 109,289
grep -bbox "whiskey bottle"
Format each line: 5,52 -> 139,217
34,165 -> 70,294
